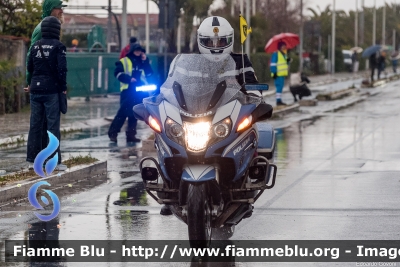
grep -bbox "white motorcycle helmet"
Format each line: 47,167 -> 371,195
197,16 -> 234,55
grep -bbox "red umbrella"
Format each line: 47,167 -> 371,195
264,33 -> 300,53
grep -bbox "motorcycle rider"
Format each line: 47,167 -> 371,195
160,16 -> 269,217
197,16 -> 260,92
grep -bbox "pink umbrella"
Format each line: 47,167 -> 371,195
264,33 -> 300,54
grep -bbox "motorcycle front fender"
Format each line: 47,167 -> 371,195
181,164 -> 216,183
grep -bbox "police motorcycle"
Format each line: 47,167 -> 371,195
133,54 -> 277,248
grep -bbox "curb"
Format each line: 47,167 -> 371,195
0,117 -> 112,146
330,95 -> 368,112
262,73 -> 366,98
299,99 -> 318,106
272,103 -> 300,117
360,74 -> 400,88
316,88 -> 355,101
0,160 -> 107,206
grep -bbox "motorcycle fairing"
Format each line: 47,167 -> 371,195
155,133 -> 172,158
254,122 -> 275,155
205,102 -> 257,158
211,100 -> 241,127
221,128 -> 258,181
182,165 -> 216,183
159,100 -> 183,125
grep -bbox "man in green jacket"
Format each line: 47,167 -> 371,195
26,0 -> 67,85
24,0 -> 67,170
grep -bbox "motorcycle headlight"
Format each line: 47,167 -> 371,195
209,117 -> 232,146
183,121 -> 211,152
165,118 -> 184,145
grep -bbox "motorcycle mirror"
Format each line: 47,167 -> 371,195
244,83 -> 269,91
252,102 -> 273,122
141,167 -> 159,181
133,103 -> 150,122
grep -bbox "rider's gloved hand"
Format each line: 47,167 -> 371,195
272,73 -> 278,79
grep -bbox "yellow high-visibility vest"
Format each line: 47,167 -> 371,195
120,57 -> 133,91
272,51 -> 289,77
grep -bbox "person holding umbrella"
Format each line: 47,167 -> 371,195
362,45 -> 382,83
265,33 -> 299,106
369,51 -> 379,82
270,41 -> 290,106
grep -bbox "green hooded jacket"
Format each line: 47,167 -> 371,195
26,0 -> 66,84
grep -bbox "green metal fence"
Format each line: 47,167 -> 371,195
66,53 -> 160,97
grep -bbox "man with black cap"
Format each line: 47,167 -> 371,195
270,41 -> 290,106
24,0 -> 67,170
26,16 -> 67,171
26,0 -> 67,83
108,43 -> 154,143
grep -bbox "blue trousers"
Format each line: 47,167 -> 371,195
27,93 -> 61,163
108,89 -> 147,139
274,76 -> 285,100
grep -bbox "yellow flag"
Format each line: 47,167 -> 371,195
239,15 -> 252,44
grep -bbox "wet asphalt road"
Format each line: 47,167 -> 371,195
1,81 -> 400,267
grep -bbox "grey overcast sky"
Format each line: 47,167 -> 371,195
308,0 -> 397,12
65,0 -> 397,15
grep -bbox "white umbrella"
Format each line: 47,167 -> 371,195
350,47 -> 363,53
391,51 -> 400,60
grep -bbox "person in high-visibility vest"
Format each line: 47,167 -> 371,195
270,41 -> 290,106
108,43 -> 153,143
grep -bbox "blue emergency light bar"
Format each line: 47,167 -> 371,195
136,85 -> 157,92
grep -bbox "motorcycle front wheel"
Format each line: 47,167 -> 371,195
187,183 -> 212,248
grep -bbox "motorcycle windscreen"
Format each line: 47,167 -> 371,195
160,54 -> 242,116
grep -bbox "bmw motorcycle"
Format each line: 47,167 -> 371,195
133,54 -> 278,247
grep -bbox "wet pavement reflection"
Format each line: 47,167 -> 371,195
2,82 -> 400,266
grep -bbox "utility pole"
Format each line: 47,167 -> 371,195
360,0 -> 364,45
382,1 -> 386,46
146,0 -> 150,53
299,0 -> 304,72
355,0 -> 358,47
393,29 -> 396,50
253,0 -> 256,16
373,0 -> 376,45
284,0 -> 288,31
231,0 -> 235,16
163,0 -> 168,80
328,35 -> 331,72
332,0 -> 336,74
240,0 -> 244,14
177,17 -> 182,53
121,0 -> 127,48
245,0 -> 250,54
107,0 -> 112,45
